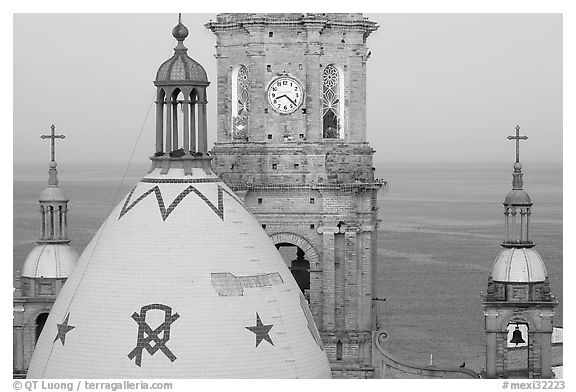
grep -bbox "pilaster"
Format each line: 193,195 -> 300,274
322,230 -> 336,331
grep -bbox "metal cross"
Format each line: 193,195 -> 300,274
40,124 -> 66,162
507,125 -> 528,163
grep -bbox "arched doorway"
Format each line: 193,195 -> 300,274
270,232 -> 320,305
276,243 -> 310,301
35,313 -> 49,343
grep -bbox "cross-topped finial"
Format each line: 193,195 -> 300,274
40,124 -> 66,163
507,125 -> 528,164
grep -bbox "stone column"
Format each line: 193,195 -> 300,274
486,332 -> 497,378
165,99 -> 172,153
358,231 -> 373,330
520,210 -> 525,242
198,101 -> 208,152
62,207 -> 67,239
497,332 -> 508,377
511,210 -> 517,243
504,209 -> 510,242
46,207 -> 52,238
182,99 -> 190,154
52,206 -> 60,239
13,323 -> 24,371
190,101 -> 196,152
304,24 -> 323,142
540,332 -> 552,378
484,309 -> 499,378
310,268 -> 323,329
172,101 -> 179,150
155,99 -> 164,153
49,207 -> 55,238
344,230 -> 358,330
40,206 -> 46,239
322,231 -> 335,331
526,210 -> 531,242
58,206 -> 63,239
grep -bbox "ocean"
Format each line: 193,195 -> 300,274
12,160 -> 562,371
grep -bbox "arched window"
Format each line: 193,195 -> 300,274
336,340 -> 343,360
231,65 -> 250,140
322,65 -> 344,139
36,313 -> 49,343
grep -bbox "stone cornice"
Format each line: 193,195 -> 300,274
206,14 -> 378,36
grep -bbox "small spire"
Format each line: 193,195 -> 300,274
40,124 -> 66,186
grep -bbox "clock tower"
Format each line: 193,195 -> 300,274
207,13 -> 384,378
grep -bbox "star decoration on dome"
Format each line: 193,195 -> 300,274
53,313 -> 75,346
245,313 -> 274,347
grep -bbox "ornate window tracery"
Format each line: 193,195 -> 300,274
231,65 -> 250,140
322,65 -> 342,139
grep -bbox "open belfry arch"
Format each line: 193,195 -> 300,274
206,13 -> 385,378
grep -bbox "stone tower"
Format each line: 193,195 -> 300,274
206,13 -> 384,378
482,126 -> 558,378
13,125 -> 79,377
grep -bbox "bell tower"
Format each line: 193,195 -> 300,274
207,13 -> 384,378
13,125 -> 79,377
482,126 -> 558,379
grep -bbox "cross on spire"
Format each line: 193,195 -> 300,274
507,125 -> 528,163
40,124 -> 66,163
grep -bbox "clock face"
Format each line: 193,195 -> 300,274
267,76 -> 304,114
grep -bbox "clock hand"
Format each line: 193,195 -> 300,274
285,96 -> 297,106
276,94 -> 289,101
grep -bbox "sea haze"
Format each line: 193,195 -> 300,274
13,160 -> 562,371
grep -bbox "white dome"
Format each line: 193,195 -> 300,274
21,243 -> 79,279
492,247 -> 547,283
28,167 -> 331,378
39,186 -> 68,202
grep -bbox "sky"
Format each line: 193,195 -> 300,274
13,13 -> 562,166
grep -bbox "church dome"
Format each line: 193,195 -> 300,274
504,189 -> 532,206
28,167 -> 331,378
491,247 -> 547,283
155,21 -> 207,83
21,243 -> 78,279
155,55 -> 208,83
39,186 -> 69,202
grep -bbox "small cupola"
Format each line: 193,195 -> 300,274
21,124 -> 79,280
502,125 -> 534,248
151,14 -> 211,175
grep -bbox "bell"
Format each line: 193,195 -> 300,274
510,325 -> 526,345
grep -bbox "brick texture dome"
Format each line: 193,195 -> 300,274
155,55 -> 207,83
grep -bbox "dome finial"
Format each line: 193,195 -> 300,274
172,13 -> 189,42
